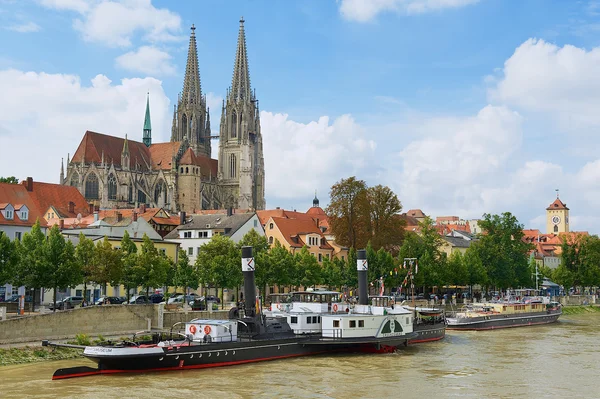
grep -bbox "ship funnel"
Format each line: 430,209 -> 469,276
242,246 -> 257,317
357,249 -> 368,305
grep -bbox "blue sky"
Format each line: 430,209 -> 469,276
1,0 -> 600,233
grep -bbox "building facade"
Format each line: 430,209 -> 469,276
63,19 -> 265,213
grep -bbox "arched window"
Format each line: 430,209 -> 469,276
269,236 -> 273,244
180,167 -> 184,173
107,174 -> 117,200
186,167 -> 189,174
182,114 -> 188,140
69,171 -> 79,187
138,189 -> 146,204
128,185 -> 133,203
85,172 -> 99,199
231,111 -> 237,138
154,180 -> 165,205
554,225 -> 558,233
229,154 -> 237,178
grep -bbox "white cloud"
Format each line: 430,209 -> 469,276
0,69 -> 171,183
260,112 -> 376,206
6,22 -> 41,33
115,46 -> 176,76
489,38 -> 600,130
339,0 -> 480,22
39,0 -> 183,47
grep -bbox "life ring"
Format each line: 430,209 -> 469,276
189,325 -> 197,334
333,304 -> 339,312
204,325 -> 212,335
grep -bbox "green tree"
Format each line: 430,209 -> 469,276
174,249 -> 198,294
0,176 -> 18,184
74,233 -> 95,304
326,176 -> 370,249
322,256 -> 344,290
92,237 -> 123,296
0,232 -> 17,285
367,185 -> 406,252
293,246 -> 322,288
44,225 -> 80,311
137,234 -> 170,296
120,231 -> 140,300
446,251 -> 468,287
13,220 -> 47,304
464,244 -> 487,293
266,239 -> 295,290
196,235 -> 241,304
475,212 -> 532,290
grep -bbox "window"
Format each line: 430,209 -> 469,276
254,219 -> 258,227
14,231 -> 22,240
326,254 -> 330,260
312,316 -> 318,323
311,253 -> 315,258
306,317 -> 312,324
333,320 -> 340,328
197,247 -> 200,254
358,320 -> 364,328
154,180 -> 165,205
203,231 -> 208,238
160,249 -> 166,255
341,256 -> 345,261
5,210 -> 13,219
269,223 -> 273,229
231,111 -> 237,138
85,172 -> 99,199
188,247 -> 194,255
69,171 -> 79,187
20,211 -> 28,220
554,225 -> 558,233
290,316 -> 298,324
229,154 -> 237,178
269,236 -> 273,244
318,253 -> 322,262
183,231 -> 192,238
349,320 -> 356,328
107,174 -> 117,200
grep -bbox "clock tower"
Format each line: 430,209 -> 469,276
546,191 -> 569,234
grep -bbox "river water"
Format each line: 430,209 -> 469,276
1,313 -> 599,399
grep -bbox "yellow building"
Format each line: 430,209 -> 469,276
440,231 -> 475,257
546,195 -> 569,234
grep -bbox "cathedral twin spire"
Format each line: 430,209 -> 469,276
230,17 -> 252,103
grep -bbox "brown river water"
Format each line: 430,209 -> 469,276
1,313 -> 599,399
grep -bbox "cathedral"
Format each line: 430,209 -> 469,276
62,19 -> 265,212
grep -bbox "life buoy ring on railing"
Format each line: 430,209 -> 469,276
333,304 -> 339,312
189,325 -> 197,334
204,325 -> 212,335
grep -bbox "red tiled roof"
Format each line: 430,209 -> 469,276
149,142 -> 181,170
306,206 -> 326,216
270,216 -> 332,249
407,209 -> 426,218
25,180 -> 91,219
179,148 -> 218,178
546,198 -> 569,210
0,183 -> 47,227
71,131 -> 153,171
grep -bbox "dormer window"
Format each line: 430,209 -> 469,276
20,211 -> 28,220
5,210 -> 13,220
183,231 -> 192,238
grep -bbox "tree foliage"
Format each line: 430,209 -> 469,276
92,237 -> 123,294
367,185 -> 406,252
137,234 -> 171,296
196,235 -> 241,297
326,176 -> 370,249
45,225 -> 80,310
174,249 -> 198,292
0,232 -> 17,285
0,176 -> 18,184
559,234 -> 600,289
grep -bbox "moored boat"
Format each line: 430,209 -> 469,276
445,299 -> 562,331
44,248 -> 417,379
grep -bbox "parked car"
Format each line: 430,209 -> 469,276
94,296 -> 124,305
125,295 -> 150,305
49,296 -> 84,310
6,294 -> 33,303
167,294 -> 195,305
393,294 -> 406,301
205,295 -> 221,304
149,293 -> 164,304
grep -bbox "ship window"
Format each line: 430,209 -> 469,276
333,320 -> 340,328
318,316 -> 321,323
358,320 -> 364,328
312,316 -> 318,323
349,320 -> 356,328
306,317 -> 312,324
290,316 -> 298,324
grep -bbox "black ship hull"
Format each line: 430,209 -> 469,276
446,309 -> 561,331
410,322 -> 446,343
51,334 -> 414,380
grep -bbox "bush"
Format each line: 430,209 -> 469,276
74,333 -> 91,346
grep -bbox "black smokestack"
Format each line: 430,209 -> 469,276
357,249 -> 368,305
242,246 -> 257,317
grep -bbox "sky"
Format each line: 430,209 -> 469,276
1,0 -> 600,233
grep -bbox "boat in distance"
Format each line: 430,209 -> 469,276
445,299 -> 562,331
44,248 -> 417,380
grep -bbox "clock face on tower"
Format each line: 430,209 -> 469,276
552,215 -> 561,225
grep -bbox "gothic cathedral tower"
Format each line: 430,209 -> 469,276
218,18 -> 265,210
171,25 -> 211,157
546,191 -> 570,234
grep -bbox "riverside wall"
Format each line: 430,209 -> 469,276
0,305 -> 230,345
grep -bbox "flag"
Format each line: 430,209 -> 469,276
415,260 -> 419,274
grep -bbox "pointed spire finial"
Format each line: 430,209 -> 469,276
230,17 -> 251,102
143,92 -> 152,147
181,23 -> 201,105
556,188 -> 559,199
240,16 -> 244,25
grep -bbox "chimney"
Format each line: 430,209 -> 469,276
242,246 -> 257,318
58,219 -> 64,230
179,211 -> 186,225
68,201 -> 75,214
93,212 -> 99,222
140,203 -> 146,214
88,203 -> 94,214
116,212 -> 122,222
133,211 -> 138,222
357,249 -> 368,306
94,205 -> 99,212
25,177 -> 33,192
227,207 -> 233,217
276,207 -> 280,210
